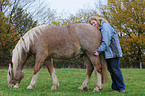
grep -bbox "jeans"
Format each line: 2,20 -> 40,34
106,57 -> 125,91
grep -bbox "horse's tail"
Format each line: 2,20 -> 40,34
100,53 -> 108,85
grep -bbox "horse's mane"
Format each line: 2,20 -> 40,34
12,24 -> 48,76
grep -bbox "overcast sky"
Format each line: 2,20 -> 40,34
46,0 -> 95,16
43,0 -> 107,17
24,0 -> 107,23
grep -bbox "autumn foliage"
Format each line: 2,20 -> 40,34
120,34 -> 145,68
0,11 -> 19,66
0,0 -> 37,66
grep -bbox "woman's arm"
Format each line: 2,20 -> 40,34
96,24 -> 112,54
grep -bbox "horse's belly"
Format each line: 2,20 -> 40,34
51,45 -> 82,60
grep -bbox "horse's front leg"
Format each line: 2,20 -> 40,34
45,58 -> 59,90
27,71 -> 39,89
78,56 -> 94,91
27,53 -> 47,89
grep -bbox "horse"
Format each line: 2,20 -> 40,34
7,23 -> 108,92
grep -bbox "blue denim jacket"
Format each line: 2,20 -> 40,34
97,20 -> 122,59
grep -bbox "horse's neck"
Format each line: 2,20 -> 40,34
12,47 -> 28,77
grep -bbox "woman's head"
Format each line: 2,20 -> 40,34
88,16 -> 109,29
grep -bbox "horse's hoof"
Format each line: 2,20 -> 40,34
78,86 -> 83,91
93,87 -> 100,92
51,85 -> 59,90
27,85 -> 36,89
78,86 -> 89,91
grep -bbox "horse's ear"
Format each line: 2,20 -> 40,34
7,61 -> 13,82
9,61 -> 12,64
8,61 -> 13,75
9,61 -> 13,68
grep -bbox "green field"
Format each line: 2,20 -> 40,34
0,68 -> 145,96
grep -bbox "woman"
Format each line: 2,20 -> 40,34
88,16 -> 125,92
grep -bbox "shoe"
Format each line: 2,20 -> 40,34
119,90 -> 125,92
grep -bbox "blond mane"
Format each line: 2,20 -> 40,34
12,24 -> 48,76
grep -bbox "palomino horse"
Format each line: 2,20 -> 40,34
7,23 -> 108,92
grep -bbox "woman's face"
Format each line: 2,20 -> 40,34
90,20 -> 99,29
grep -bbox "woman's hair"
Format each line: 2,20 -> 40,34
88,16 -> 109,25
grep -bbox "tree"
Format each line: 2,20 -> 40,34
48,9 -> 98,26
0,0 -> 9,11
120,33 -> 145,68
12,8 -> 37,36
0,0 -> 38,66
0,11 -> 18,66
102,0 -> 145,36
101,0 -> 145,68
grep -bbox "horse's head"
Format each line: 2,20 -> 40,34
7,61 -> 24,88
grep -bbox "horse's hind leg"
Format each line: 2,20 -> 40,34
78,56 -> 94,91
87,54 -> 102,92
27,53 -> 47,89
45,58 -> 59,90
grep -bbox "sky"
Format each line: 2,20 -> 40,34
28,0 -> 107,23
43,0 -> 108,18
46,0 -> 96,16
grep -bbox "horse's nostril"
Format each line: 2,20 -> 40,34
9,85 -> 13,88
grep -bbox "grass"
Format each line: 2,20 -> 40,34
0,68 -> 145,96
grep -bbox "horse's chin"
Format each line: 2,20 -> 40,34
13,84 -> 19,88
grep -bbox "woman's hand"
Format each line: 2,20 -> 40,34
94,50 -> 99,56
